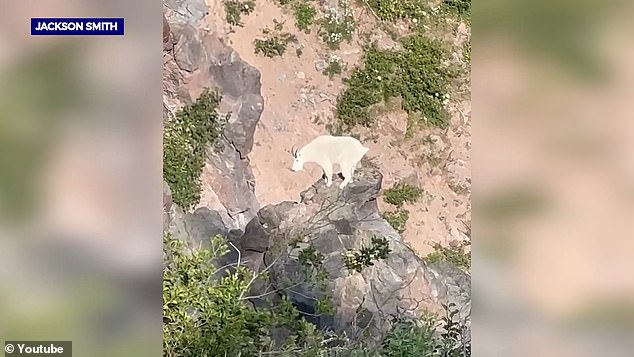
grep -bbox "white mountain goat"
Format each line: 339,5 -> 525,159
291,135 -> 370,189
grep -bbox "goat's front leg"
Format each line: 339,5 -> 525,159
339,164 -> 353,189
322,163 -> 333,187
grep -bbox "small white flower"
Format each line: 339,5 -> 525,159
377,76 -> 382,81
412,18 -> 418,23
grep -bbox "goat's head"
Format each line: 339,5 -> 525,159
290,145 -> 304,172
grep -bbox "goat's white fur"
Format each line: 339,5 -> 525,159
291,135 -> 370,189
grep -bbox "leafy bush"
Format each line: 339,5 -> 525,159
163,233 -> 334,356
379,315 -> 436,356
383,183 -> 422,207
163,234 -> 274,356
163,88 -> 225,211
254,21 -> 298,57
383,209 -> 409,233
324,54 -> 344,79
294,2 -> 317,33
365,0 -> 428,22
342,235 -> 392,273
423,241 -> 471,272
442,0 -> 471,19
224,0 -> 255,27
433,303 -> 471,356
336,33 -> 454,129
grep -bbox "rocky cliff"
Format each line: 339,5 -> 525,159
162,0 -> 470,348
163,0 -> 263,230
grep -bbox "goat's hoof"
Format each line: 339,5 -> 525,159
326,182 -> 332,187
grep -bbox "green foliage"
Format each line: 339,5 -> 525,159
319,2 -> 356,49
342,235 -> 392,273
224,0 -> 255,27
364,0 -> 428,22
294,2 -> 317,33
383,209 -> 409,233
324,55 -> 344,79
336,33 -> 454,129
254,21 -> 298,57
433,303 -> 471,356
163,233 -> 470,356
298,243 -> 325,269
423,241 -> 471,272
379,306 -> 470,357
163,234 -> 275,356
379,315 -> 436,356
382,182 -> 422,232
383,183 -> 422,207
163,234 -> 338,356
442,0 -> 471,20
163,88 -> 225,211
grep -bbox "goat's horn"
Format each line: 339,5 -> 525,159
291,145 -> 297,156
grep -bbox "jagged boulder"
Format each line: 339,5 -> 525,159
234,167 -> 471,343
163,13 -> 172,51
173,24 -> 204,72
202,35 -> 264,157
164,0 -> 208,29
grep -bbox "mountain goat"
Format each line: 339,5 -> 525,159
291,135 -> 370,189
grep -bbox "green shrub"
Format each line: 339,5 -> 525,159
364,0 -> 428,22
423,241 -> 471,272
379,315 -> 436,356
383,209 -> 409,233
224,0 -> 256,27
254,22 -> 298,57
163,233 -> 339,356
336,32 -> 454,129
163,234 -> 275,356
442,0 -> 471,20
294,2 -> 317,33
383,183 -> 422,207
380,305 -> 470,357
324,55 -> 344,79
342,235 -> 392,273
163,88 -> 225,211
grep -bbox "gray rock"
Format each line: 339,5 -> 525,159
204,36 -> 264,155
315,60 -> 327,72
207,137 -> 260,228
166,198 -> 228,249
173,24 -> 204,72
165,0 -> 208,29
163,13 -> 173,52
235,166 -> 471,343
184,207 -> 228,247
